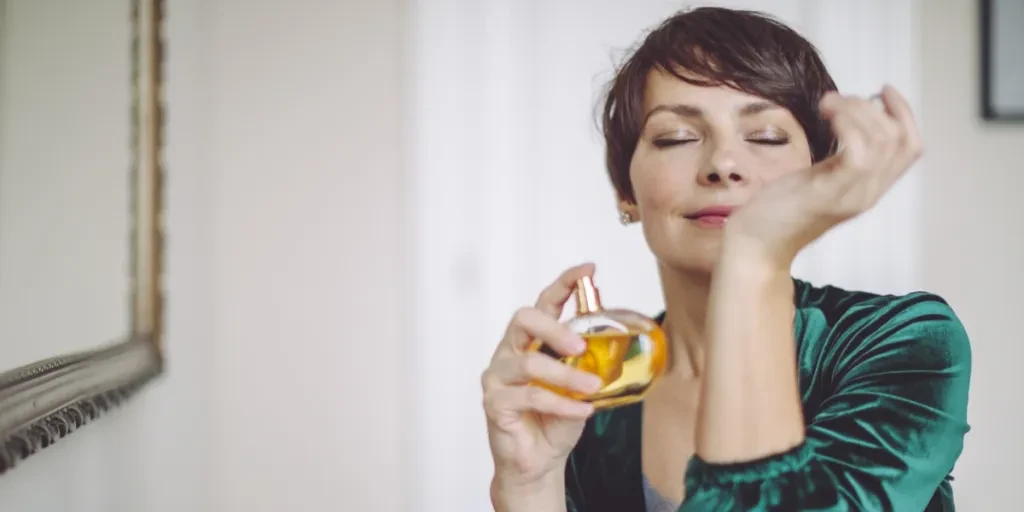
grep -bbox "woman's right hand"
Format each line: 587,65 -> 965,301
482,263 -> 605,493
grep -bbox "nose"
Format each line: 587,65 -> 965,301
698,145 -> 747,186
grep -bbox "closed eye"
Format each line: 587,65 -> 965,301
748,138 -> 789,146
653,137 -> 789,148
652,138 -> 697,149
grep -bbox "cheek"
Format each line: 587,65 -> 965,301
746,145 -> 813,182
629,150 -> 697,214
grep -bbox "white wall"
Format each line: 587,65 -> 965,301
191,1 -> 410,511
136,0 -> 411,511
919,1 -> 1024,509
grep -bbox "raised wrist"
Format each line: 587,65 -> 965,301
711,237 -> 795,320
717,241 -> 790,284
720,228 -> 797,275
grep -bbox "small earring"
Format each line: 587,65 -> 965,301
619,210 -> 634,225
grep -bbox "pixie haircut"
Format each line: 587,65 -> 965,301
601,7 -> 840,202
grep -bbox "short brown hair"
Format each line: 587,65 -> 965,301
601,7 -> 839,202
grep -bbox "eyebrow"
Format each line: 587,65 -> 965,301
642,101 -> 781,125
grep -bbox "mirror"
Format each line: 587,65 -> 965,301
0,0 -> 164,474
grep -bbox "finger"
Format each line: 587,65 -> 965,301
502,306 -> 586,356
817,91 -> 843,119
857,95 -> 899,138
484,385 -> 594,420
819,95 -> 870,172
837,96 -> 877,131
846,96 -> 902,164
488,351 -> 604,393
827,94 -> 895,146
879,84 -> 923,158
534,263 -> 596,317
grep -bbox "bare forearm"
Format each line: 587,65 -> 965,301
695,246 -> 805,462
490,470 -> 566,512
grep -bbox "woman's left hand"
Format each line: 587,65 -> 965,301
724,85 -> 923,269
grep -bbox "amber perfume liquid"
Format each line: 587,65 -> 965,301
529,276 -> 668,410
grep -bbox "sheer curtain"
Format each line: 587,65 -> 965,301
407,1 -> 921,509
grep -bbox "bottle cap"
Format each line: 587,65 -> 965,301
574,276 -> 602,315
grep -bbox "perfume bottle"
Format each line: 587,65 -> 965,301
530,276 -> 668,410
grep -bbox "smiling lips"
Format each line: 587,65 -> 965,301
685,205 -> 735,228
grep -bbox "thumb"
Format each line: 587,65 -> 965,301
809,152 -> 843,175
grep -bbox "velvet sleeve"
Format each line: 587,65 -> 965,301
679,292 -> 972,511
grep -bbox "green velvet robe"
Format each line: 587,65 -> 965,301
564,279 -> 971,511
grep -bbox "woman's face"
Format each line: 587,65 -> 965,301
627,69 -> 814,272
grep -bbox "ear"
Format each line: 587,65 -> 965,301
617,200 -> 640,224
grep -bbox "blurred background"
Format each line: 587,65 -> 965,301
0,0 -> 1020,510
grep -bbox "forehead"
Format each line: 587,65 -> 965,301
642,68 -> 780,112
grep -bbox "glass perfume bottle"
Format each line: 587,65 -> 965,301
530,276 -> 668,410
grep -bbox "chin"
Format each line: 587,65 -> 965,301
664,254 -> 718,276
647,240 -> 722,277
643,222 -> 725,273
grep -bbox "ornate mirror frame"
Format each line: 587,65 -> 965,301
0,0 -> 166,475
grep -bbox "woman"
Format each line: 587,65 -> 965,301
480,6 -> 970,512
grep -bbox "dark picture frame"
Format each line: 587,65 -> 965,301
981,0 -> 1024,121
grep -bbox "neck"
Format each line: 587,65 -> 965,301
658,263 -> 712,380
